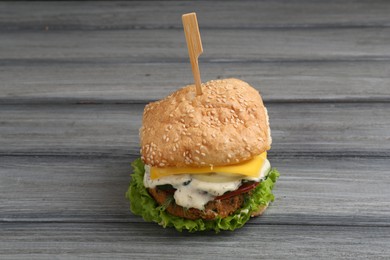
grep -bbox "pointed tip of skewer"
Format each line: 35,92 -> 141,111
196,85 -> 203,96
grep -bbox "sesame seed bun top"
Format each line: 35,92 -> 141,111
139,78 -> 271,168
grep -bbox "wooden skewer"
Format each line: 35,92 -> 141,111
182,12 -> 203,96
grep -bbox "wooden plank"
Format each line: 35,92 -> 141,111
1,1 -> 390,30
2,28 -> 390,62
0,104 -> 141,156
1,156 -> 389,226
0,103 -> 389,157
0,223 -> 389,259
2,61 -> 390,103
0,156 -> 132,222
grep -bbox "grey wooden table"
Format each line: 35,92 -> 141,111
1,1 -> 390,259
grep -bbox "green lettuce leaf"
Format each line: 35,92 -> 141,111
125,158 -> 280,232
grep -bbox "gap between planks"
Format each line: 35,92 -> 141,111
1,219 -> 389,228
1,97 -> 390,105
1,151 -> 390,160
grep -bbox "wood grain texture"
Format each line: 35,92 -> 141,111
1,0 -> 390,30
1,156 -> 389,226
0,103 -> 389,157
2,28 -> 390,62
2,61 -> 390,103
1,223 -> 389,260
1,1 -> 390,258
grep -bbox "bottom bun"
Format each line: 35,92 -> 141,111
126,158 -> 279,233
251,204 -> 268,217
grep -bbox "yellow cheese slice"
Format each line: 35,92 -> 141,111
150,152 -> 267,180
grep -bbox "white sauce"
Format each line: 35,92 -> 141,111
143,159 -> 271,210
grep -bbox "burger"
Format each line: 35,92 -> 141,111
126,78 -> 279,232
